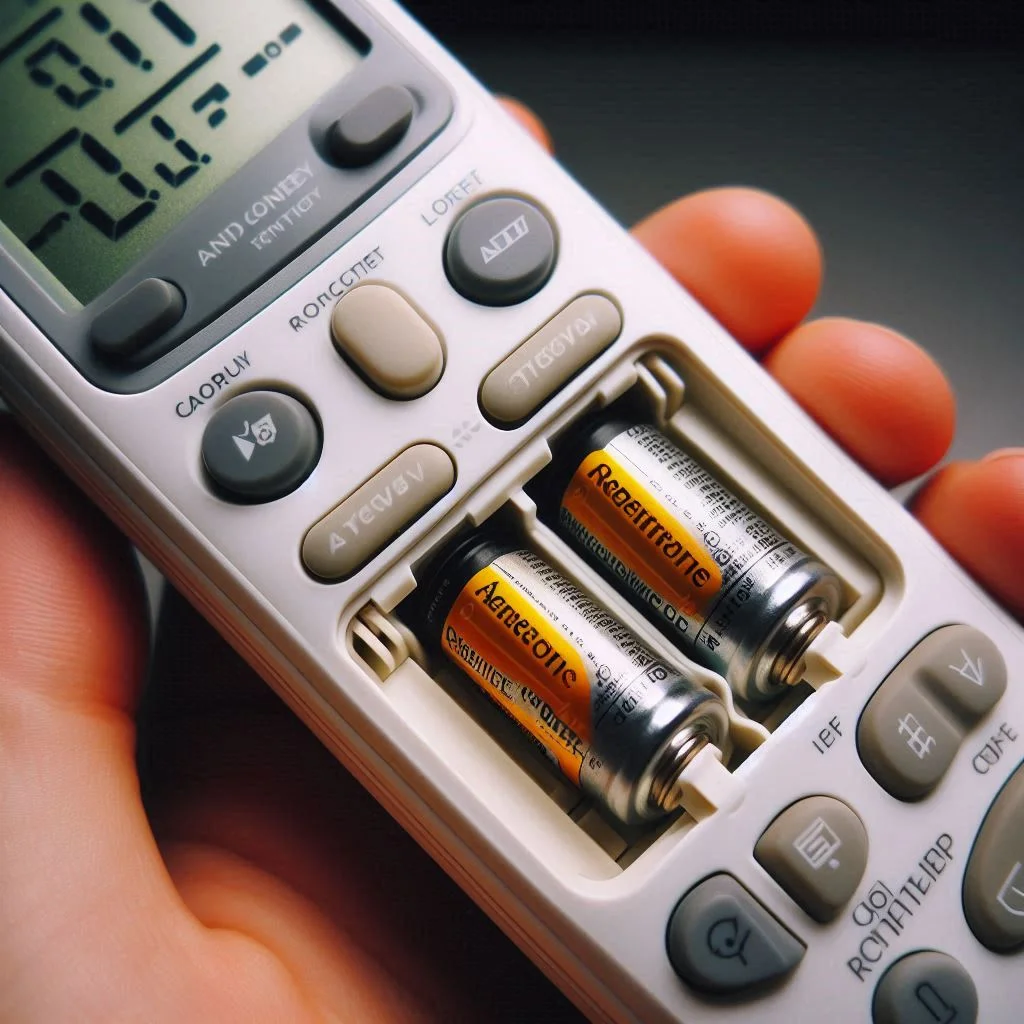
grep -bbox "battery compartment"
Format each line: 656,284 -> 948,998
343,344 -> 898,878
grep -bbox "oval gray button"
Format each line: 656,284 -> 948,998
91,277 -> 185,361
326,85 -> 414,168
858,625 -> 1007,801
480,293 -> 622,425
302,444 -> 455,580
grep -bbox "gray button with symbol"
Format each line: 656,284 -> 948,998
666,874 -> 805,994
302,444 -> 455,580
913,625 -> 1007,719
202,390 -> 320,502
872,950 -> 977,1024
963,760 -> 1024,951
755,795 -> 869,922
445,195 -> 557,306
858,625 -> 1006,800
480,293 -> 622,425
859,684 -> 962,800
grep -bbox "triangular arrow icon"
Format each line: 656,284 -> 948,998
950,649 -> 984,686
233,434 -> 256,462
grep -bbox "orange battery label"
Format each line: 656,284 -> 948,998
442,563 -> 594,782
561,450 -> 723,618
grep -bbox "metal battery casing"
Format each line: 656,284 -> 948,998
417,535 -> 728,825
538,420 -> 843,701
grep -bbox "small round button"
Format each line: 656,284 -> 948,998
444,195 -> 557,306
202,391 -> 319,502
872,951 -> 977,1024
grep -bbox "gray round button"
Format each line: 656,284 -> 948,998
202,391 -> 319,502
444,195 -> 557,306
872,951 -> 978,1024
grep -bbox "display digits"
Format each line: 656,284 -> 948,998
8,1 -> 210,256
25,35 -> 112,109
2,1 -> 351,304
151,114 -> 208,189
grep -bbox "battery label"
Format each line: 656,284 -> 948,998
562,450 -> 723,616
558,424 -> 803,661
441,549 -> 665,783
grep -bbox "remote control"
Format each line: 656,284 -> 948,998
1,2 -> 1020,1020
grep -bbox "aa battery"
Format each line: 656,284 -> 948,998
537,419 -> 842,701
417,534 -> 728,826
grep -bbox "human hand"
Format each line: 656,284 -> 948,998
2,100 -> 1021,1023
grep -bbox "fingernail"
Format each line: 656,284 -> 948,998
982,448 -> 1024,463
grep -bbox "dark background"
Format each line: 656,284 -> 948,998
404,0 -> 1023,471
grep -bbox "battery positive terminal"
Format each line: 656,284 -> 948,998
667,742 -> 744,822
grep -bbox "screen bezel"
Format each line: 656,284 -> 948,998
0,0 -> 455,393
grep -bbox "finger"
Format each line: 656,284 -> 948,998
911,452 -> 1024,619
0,422 -> 314,1022
0,425 -> 147,712
763,317 -> 956,486
144,591 -> 581,1023
632,187 -> 822,352
497,96 -> 554,153
0,422 -> 174,1005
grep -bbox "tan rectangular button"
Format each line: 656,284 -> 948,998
302,444 -> 454,580
480,293 -> 621,424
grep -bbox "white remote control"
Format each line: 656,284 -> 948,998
1,2 -> 1021,1020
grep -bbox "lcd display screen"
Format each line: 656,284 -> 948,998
0,1 -> 362,305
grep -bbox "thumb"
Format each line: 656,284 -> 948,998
0,420 -> 193,1017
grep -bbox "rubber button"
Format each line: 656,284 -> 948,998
859,683 -> 962,800
444,196 -> 556,306
872,951 -> 978,1024
480,293 -> 622,424
91,278 -> 185,360
202,391 -> 319,502
666,874 -> 805,995
912,624 -> 1007,720
331,284 -> 444,399
858,625 -> 1006,800
326,85 -> 414,168
302,444 -> 455,580
963,760 -> 1024,951
754,796 -> 869,922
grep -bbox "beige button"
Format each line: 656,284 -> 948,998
331,284 -> 444,399
302,444 -> 455,580
480,293 -> 622,424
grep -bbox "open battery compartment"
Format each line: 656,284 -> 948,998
343,343 -> 898,879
